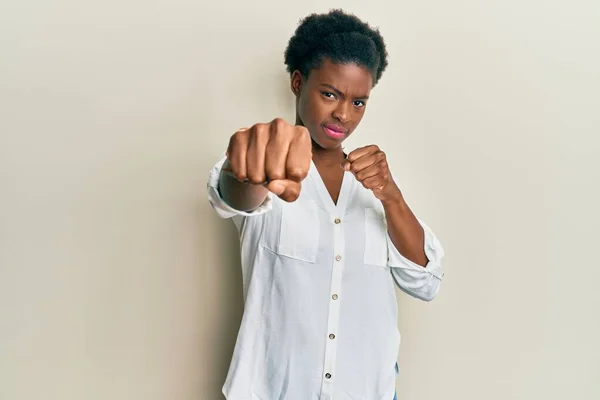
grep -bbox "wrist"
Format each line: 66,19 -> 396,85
380,183 -> 405,207
381,195 -> 406,209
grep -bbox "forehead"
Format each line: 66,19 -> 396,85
307,58 -> 374,95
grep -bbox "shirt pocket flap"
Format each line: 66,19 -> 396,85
261,199 -> 320,263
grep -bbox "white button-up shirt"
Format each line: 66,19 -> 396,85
207,156 -> 445,400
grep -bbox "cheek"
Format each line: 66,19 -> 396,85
349,109 -> 366,127
301,94 -> 327,125
298,93 -> 313,118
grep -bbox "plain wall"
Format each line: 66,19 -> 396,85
1,1 -> 599,399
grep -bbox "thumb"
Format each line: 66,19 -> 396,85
267,179 -> 302,202
341,159 -> 352,172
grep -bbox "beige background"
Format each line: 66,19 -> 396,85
1,1 -> 599,399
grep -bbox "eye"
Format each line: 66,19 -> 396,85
321,91 -> 336,99
353,100 -> 366,108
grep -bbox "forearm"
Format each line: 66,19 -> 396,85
382,194 -> 428,267
218,160 -> 269,212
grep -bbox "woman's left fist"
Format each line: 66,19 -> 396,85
343,145 -> 402,203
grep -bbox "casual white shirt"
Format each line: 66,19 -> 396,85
207,156 -> 445,400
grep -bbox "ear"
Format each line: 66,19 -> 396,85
290,70 -> 303,97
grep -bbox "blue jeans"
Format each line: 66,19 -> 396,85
393,362 -> 399,399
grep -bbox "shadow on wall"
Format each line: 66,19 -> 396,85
199,202 -> 244,399
198,63 -> 293,398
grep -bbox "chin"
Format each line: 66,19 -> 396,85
311,135 -> 344,150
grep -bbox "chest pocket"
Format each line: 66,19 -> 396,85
260,198 -> 320,263
364,207 -> 389,267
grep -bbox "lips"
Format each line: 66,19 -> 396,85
323,124 -> 348,140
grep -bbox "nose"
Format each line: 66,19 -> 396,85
332,101 -> 350,124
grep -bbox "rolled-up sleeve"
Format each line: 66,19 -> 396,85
388,219 -> 445,301
207,156 -> 273,221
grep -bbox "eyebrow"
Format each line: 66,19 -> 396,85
320,83 -> 369,100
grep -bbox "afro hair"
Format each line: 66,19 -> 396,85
284,9 -> 388,86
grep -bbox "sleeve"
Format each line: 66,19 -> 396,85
388,219 -> 445,302
206,155 -> 273,226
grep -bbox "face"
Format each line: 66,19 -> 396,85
291,58 -> 374,150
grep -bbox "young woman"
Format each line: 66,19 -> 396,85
207,9 -> 445,400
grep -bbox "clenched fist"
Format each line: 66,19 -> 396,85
225,118 -> 312,202
342,145 -> 402,203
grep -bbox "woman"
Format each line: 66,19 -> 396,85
207,9 -> 444,400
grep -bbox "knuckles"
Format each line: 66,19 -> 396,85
265,168 -> 286,181
233,170 -> 247,181
246,172 -> 266,184
287,166 -> 308,181
229,119 -> 312,186
295,125 -> 311,141
230,129 -> 247,144
240,118 -> 310,144
271,118 -> 287,134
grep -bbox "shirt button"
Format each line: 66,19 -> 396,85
334,218 -> 341,224
335,255 -> 342,261
332,294 -> 338,300
329,333 -> 335,340
325,373 -> 332,379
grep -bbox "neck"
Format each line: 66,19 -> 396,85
312,141 -> 345,167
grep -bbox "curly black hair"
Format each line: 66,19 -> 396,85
284,9 -> 388,86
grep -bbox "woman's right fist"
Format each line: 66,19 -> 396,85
225,118 -> 312,202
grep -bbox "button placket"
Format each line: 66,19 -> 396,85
321,214 -> 345,396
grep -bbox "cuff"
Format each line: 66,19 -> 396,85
387,219 -> 445,280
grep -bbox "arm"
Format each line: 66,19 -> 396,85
218,120 -> 312,212
381,191 -> 428,267
382,187 -> 445,301
344,145 -> 445,301
343,145 -> 428,266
